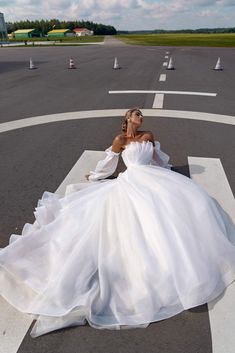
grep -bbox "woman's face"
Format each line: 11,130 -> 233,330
129,110 -> 143,127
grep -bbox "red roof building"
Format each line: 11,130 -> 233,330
73,28 -> 94,36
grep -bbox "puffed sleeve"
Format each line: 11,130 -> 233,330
151,141 -> 172,169
88,146 -> 120,181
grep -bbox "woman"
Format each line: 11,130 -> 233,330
0,108 -> 235,338
86,107 -> 171,183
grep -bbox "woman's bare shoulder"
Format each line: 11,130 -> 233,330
113,133 -> 126,142
142,131 -> 155,143
111,134 -> 126,153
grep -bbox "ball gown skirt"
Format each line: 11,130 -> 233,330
0,140 -> 235,337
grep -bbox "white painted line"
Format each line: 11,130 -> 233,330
159,74 -> 166,82
165,55 -> 169,59
152,94 -> 164,109
1,151 -> 235,350
209,284 -> 235,353
109,90 -> 217,97
188,157 -> 235,217
188,157 -> 235,353
0,297 -> 33,353
0,150 -> 105,351
163,62 -> 168,66
56,150 -> 106,195
0,109 -> 235,135
0,110 -> 124,134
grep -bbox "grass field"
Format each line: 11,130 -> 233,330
9,35 -> 104,43
117,33 -> 235,47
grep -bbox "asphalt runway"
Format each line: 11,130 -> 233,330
0,40 -> 235,353
0,45 -> 235,121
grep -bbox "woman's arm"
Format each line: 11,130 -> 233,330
87,136 -> 122,181
151,141 -> 172,169
111,134 -> 125,153
143,131 -> 155,146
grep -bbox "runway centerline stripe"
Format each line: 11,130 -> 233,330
188,157 -> 235,353
159,74 -> 166,82
109,90 -> 217,97
0,109 -> 235,134
153,94 -> 164,109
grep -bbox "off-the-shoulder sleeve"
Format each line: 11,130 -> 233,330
151,141 -> 172,169
88,146 -> 120,181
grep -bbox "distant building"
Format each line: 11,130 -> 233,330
47,29 -> 74,38
73,28 -> 94,36
0,12 -> 8,41
13,29 -> 41,39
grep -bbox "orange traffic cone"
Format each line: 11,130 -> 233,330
68,58 -> 76,69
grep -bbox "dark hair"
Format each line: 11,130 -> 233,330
121,107 -> 142,132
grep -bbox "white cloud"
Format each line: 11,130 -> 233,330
1,0 -> 235,29
190,0 -> 215,5
216,0 -> 235,5
200,8 -> 219,16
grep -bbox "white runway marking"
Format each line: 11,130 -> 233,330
0,150 -> 105,352
62,155 -> 235,219
188,157 -> 235,353
152,94 -> 164,109
208,283 -> 235,353
1,150 -> 235,351
0,109 -> 235,135
109,90 -> 217,96
188,157 -> 235,220
0,297 -> 32,353
56,150 -> 106,195
159,74 -> 166,81
163,62 -> 168,66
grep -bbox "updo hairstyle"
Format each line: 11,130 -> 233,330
121,107 -> 141,132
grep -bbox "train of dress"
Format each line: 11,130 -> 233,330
0,140 -> 235,337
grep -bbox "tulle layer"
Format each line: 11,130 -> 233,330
1,164 -> 235,337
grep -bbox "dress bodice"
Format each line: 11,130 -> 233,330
88,140 -> 171,181
121,141 -> 154,167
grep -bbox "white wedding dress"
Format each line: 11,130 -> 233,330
1,140 -> 235,338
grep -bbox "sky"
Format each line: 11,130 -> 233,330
1,0 -> 235,30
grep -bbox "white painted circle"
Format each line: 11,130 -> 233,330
0,109 -> 235,134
